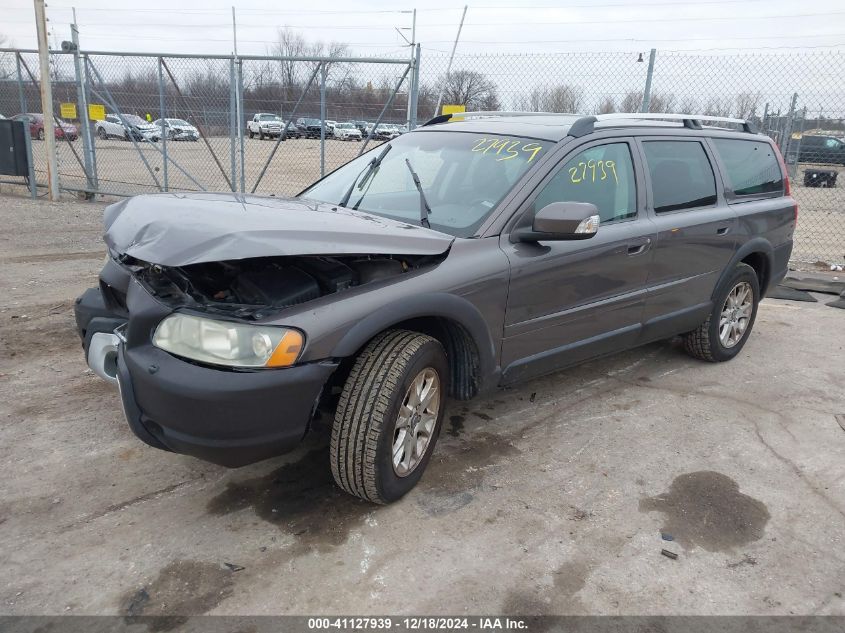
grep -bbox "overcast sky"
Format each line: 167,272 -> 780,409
4,0 -> 845,58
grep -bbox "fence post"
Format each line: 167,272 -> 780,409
229,57 -> 236,192
157,57 -> 168,191
71,17 -> 97,195
640,48 -> 657,113
23,123 -> 36,198
320,61 -> 327,178
409,44 -> 421,130
34,0 -> 60,201
238,59 -> 245,193
16,53 -> 27,114
783,92 -> 798,178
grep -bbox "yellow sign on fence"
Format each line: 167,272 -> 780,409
441,104 -> 466,116
59,102 -> 77,119
88,103 -> 105,121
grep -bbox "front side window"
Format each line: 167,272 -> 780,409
302,131 -> 550,238
533,142 -> 637,224
642,140 -> 717,213
712,138 -> 783,196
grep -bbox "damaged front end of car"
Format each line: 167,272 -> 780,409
74,192 -> 454,467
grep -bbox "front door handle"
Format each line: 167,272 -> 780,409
627,237 -> 652,256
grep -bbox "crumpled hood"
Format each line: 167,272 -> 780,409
103,192 -> 454,267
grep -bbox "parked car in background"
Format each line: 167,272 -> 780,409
152,118 -> 199,142
373,124 -> 400,141
248,113 -> 284,140
325,120 -> 337,137
333,122 -> 363,141
296,117 -> 326,139
12,113 -> 78,141
352,120 -> 369,135
77,111 -> 795,504
96,114 -> 156,142
793,134 -> 845,165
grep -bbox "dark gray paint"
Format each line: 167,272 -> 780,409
105,118 -> 796,395
103,192 -> 454,267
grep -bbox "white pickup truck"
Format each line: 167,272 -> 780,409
247,113 -> 299,140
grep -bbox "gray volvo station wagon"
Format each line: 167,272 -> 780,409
76,112 -> 796,503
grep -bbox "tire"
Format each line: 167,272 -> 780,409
248,130 -> 254,139
683,263 -> 760,362
97,127 -> 108,140
331,330 -> 449,504
37,129 -> 44,141
259,130 -> 265,140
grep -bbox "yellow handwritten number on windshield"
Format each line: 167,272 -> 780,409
471,137 -> 544,162
569,160 -> 618,184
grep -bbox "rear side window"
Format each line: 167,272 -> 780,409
712,139 -> 784,196
642,140 -> 717,213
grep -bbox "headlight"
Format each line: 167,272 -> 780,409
152,313 -> 304,368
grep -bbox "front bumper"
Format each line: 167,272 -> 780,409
76,283 -> 338,467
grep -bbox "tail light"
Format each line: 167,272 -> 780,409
772,143 -> 797,222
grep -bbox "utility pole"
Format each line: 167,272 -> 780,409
405,9 -> 416,128
34,0 -> 59,200
232,6 -> 242,192
639,48 -> 656,113
434,5 -> 468,117
71,8 -> 97,195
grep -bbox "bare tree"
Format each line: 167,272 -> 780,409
679,96 -> 699,114
0,34 -> 13,81
439,70 -> 500,111
647,92 -> 676,113
620,90 -> 643,113
539,84 -> 584,113
596,95 -> 616,114
703,97 -> 732,117
734,92 -> 761,118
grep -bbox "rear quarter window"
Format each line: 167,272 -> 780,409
712,138 -> 784,196
642,140 -> 717,213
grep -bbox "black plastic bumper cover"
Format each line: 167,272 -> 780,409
117,343 -> 338,468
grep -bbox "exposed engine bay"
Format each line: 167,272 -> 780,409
126,253 -> 445,319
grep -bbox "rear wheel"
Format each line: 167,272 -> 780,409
684,263 -> 760,362
331,330 -> 448,504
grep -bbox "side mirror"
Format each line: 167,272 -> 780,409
513,202 -> 601,242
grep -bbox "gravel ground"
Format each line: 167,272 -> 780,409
0,193 -> 843,618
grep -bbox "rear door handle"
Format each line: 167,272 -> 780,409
627,237 -> 652,256
716,226 -> 730,235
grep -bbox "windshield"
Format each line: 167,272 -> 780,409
122,114 -> 145,126
301,131 -> 551,238
259,114 -> 279,121
337,123 -> 353,129
169,119 -> 190,126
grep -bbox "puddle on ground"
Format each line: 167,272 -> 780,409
447,415 -> 465,437
639,471 -> 770,552
119,560 -> 235,631
206,448 -> 371,552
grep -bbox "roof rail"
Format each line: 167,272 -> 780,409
422,110 -> 575,127
569,112 -> 759,137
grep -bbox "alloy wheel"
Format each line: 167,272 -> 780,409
392,368 -> 440,477
719,281 -> 753,348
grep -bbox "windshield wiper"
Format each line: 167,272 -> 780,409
405,158 -> 432,229
338,143 -> 392,208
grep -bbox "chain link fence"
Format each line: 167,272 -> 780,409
1,46 -> 843,264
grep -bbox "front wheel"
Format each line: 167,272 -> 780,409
683,263 -> 760,362
37,129 -> 44,141
331,330 -> 448,504
248,130 -> 254,139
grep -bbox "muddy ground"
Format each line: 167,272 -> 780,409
0,193 -> 843,617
